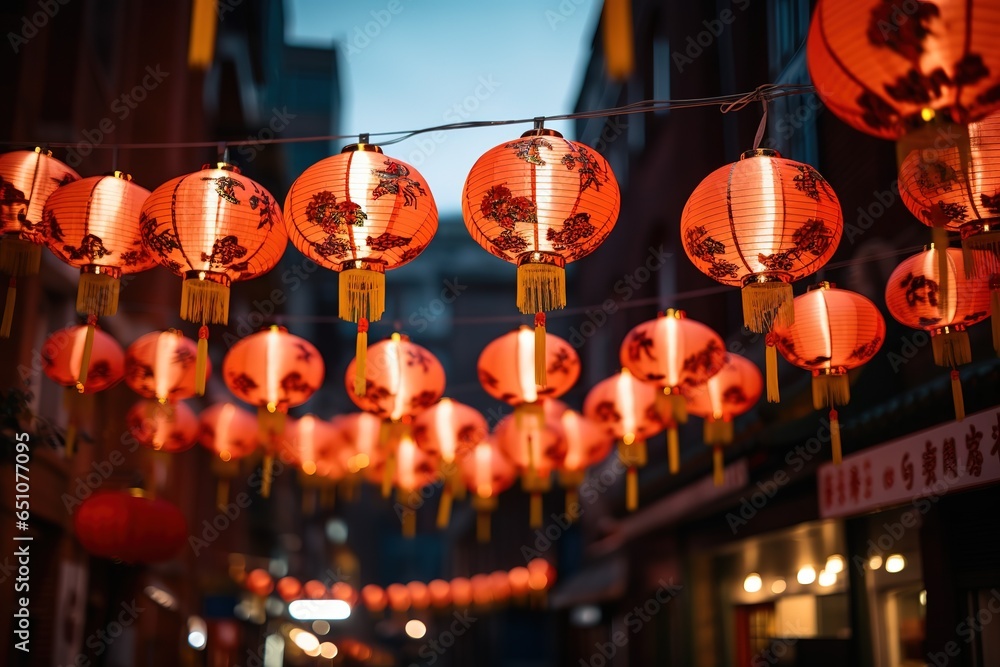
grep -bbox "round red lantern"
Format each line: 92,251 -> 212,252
428,579 -> 451,608
680,149 -> 843,398
554,405 -> 614,517
583,369 -> 666,510
620,309 -> 726,472
478,326 -> 580,404
126,399 -> 199,453
303,580 -> 328,600
346,333 -> 445,421
494,404 -> 566,529
462,128 -> 620,382
140,163 -> 287,391
281,414 -> 345,512
806,0 -> 1000,140
331,411 -> 383,477
685,353 -> 763,485
198,402 -> 260,508
386,583 -> 411,612
125,329 -> 208,403
73,489 -> 187,563
246,569 -> 275,597
331,582 -> 358,608
276,577 -> 303,602
364,432 -> 439,537
361,584 -> 387,613
407,581 -> 431,610
772,284 -> 885,463
508,567 -> 530,600
284,143 -> 438,395
0,148 -> 79,337
885,245 -> 989,420
459,436 -> 518,542
450,577 -> 473,608
471,574 -> 493,608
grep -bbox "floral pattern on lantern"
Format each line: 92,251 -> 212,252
478,327 -> 579,405
345,333 -> 445,421
772,283 -> 885,464
806,0 -> 1000,140
125,329 -> 207,403
73,490 -> 187,563
126,399 -> 199,453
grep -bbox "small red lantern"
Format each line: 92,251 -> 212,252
198,402 -> 260,508
407,581 -> 430,610
126,399 -> 199,453
554,404 -> 614,517
450,577 -> 472,608
331,582 -> 358,608
508,567 -> 531,600
73,489 -> 187,563
490,571 -> 512,604
885,245 -> 989,420
386,583 -> 411,613
276,577 -> 302,602
284,143 -> 438,395
331,411 -> 384,479
0,148 -> 79,337
125,329 -> 208,403
428,579 -> 451,608
246,569 -> 275,597
459,436 -> 518,542
346,333 -> 445,421
303,580 -> 328,600
477,326 -> 580,404
471,574 -> 493,608
361,584 -> 387,613
364,432 -> 439,537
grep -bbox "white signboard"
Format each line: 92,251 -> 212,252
818,408 -> 1000,518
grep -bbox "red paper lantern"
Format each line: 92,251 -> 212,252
73,489 -> 187,563
276,577 -> 303,602
126,399 -> 199,453
428,579 -> 451,608
246,569 -> 275,597
680,149 -> 843,399
685,353 -> 763,485
494,404 -> 566,529
140,163 -> 287,392
583,369 -> 666,511
284,415 -> 346,514
304,580 -> 328,600
346,333 -> 445,421
772,284 -> 885,464
885,246 -> 989,420
386,583 -> 411,612
330,412 -> 383,476
407,581 -> 431,610
125,329 -> 208,403
471,574 -> 493,607
284,143 -> 438,395
331,582 -> 358,607
508,567 -> 530,599
459,436 -> 518,542
0,148 -> 79,337
807,0 -> 1000,140
478,326 -> 580,405
361,584 -> 387,613
198,402 -> 260,507
363,432 -> 439,537
450,577 -> 472,608
554,405 -> 614,515
462,128 -> 620,383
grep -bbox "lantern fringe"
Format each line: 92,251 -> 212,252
565,488 -> 579,522
932,329 -> 971,367
339,267 -> 385,323
0,237 -> 41,276
812,373 -> 850,410
742,280 -> 793,333
216,479 -> 230,510
951,370 -> 965,421
261,454 -> 274,498
436,485 -> 453,529
381,451 -> 396,499
257,408 -> 286,442
196,326 -> 209,396
962,230 -> 1000,278
529,492 -> 543,528
534,312 -> 547,387
77,272 -> 120,316
932,227 -> 950,315
2,277 -> 15,338
830,409 -> 842,465
181,277 -> 230,325
991,280 -> 1000,355
704,418 -> 733,446
76,321 -> 96,391
626,467 -> 638,511
517,263 -> 566,314
765,334 -> 780,403
713,445 -> 725,487
667,425 -> 680,474
354,318 -> 368,397
477,510 -> 491,543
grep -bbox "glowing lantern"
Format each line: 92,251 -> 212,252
245,569 -> 274,597
332,582 -> 358,608
477,326 -> 580,404
125,329 -> 207,403
223,325 -> 324,496
73,489 -> 187,563
280,414 -> 345,512
331,412 -> 383,485
508,567 -> 530,600
363,432 -> 438,537
583,369 -> 666,511
0,148 -> 79,337
41,324 -> 125,455
494,406 -> 566,529
885,245 -> 989,420
462,128 -> 620,382
361,585 -> 387,613
459,436 -> 518,542
806,0 -> 1000,141
527,558 -> 556,595
685,353 -> 763,485
284,142 -> 438,395
198,402 -> 260,508
346,333 -> 445,420
471,574 -> 493,608
126,399 -> 199,453
428,580 -> 451,608
620,309 -> 726,472
450,578 -> 472,608
680,149 -> 843,400
553,404 -> 614,518
489,571 -> 512,605
276,577 -> 303,602
407,581 -> 430,611
304,580 -> 328,600
412,398 -> 487,527
386,583 -> 411,613
140,163 -> 286,392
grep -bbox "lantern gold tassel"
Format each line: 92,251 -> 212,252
950,370 -> 965,421
76,318 -> 97,391
657,389 -> 687,424
565,488 -> 579,522
261,454 -> 274,498
713,445 -> 725,487
667,425 -> 680,474
354,318 -> 368,397
381,450 -> 396,499
625,467 -> 638,511
399,491 -> 418,538
339,265 -> 385,322
2,277 -> 15,338
517,261 -> 566,314
529,492 -> 543,529
216,479 -> 229,510
932,231 -> 950,315
765,333 -> 780,403
932,328 -> 971,367
181,276 -> 230,324
0,238 -> 41,275
436,485 -> 453,529
742,280 -> 793,333
477,511 -> 491,543
991,278 -> 1000,355
812,373 -> 850,410
829,409 -> 842,465
196,326 -> 209,396
704,418 -> 734,446
962,229 -> 1000,277
77,271 -> 120,316
534,312 -> 547,387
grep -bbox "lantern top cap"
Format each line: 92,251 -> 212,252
33,146 -> 52,156
808,281 -> 835,291
127,487 -> 148,498
740,148 -> 781,160
111,170 -> 133,181
659,309 -> 686,320
341,143 -> 384,154
202,162 -> 241,173
519,128 -> 563,139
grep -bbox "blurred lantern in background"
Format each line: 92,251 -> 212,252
428,579 -> 451,608
459,435 -> 518,542
280,414 -> 345,513
126,399 -> 199,453
223,325 -> 324,496
386,583 -> 411,613
0,148 -> 78,337
494,406 -> 566,529
361,584 -> 387,614
583,368 -> 665,511
772,284 -> 885,463
140,162 -> 286,393
885,245 -> 990,420
285,142 -> 437,396
41,324 -> 125,455
198,402 -> 259,508
363,431 -> 438,537
685,353 -> 763,485
680,149 -> 843,401
245,569 -> 274,598
552,404 -> 614,519
620,309 -> 726,473
276,577 -> 303,602
125,329 -> 207,403
331,412 -> 384,500
73,489 -> 187,563
462,128 -> 620,383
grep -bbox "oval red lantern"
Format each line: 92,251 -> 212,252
361,584 -> 387,613
490,570 -> 512,604
281,414 -> 345,513
772,284 -> 885,464
471,574 -> 493,607
303,579 -> 328,600
363,432 -> 439,537
330,411 -> 383,476
495,407 -> 566,529
685,353 -> 763,485
126,399 -> 199,453
0,148 -> 79,337
407,581 -> 430,610
73,489 -> 187,563
198,402 -> 260,508
386,583 -> 411,612
450,577 -> 472,608
806,0 -> 1000,140
284,143 -> 438,395
459,436 -> 518,542
478,326 -> 580,405
554,405 -> 614,517
246,569 -> 274,597
508,567 -> 530,599
346,333 -> 445,421
428,579 -> 451,608
125,329 -> 207,403
331,582 -> 358,608
885,245 -> 989,420
276,576 -> 303,602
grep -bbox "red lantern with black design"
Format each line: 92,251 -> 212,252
494,405 -> 567,529
772,284 -> 885,464
280,414 -> 346,513
140,163 -> 287,393
126,399 -> 199,453
462,128 -> 620,384
198,402 -> 260,508
550,402 -> 614,519
73,489 -> 187,563
125,329 -> 208,403
459,435 -> 518,543
885,245 -> 989,420
284,143 -> 438,396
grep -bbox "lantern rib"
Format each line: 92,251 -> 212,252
168,176 -> 196,271
82,177 -> 102,240
724,163 -> 751,274
814,7 -> 894,118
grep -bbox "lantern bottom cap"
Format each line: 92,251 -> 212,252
0,236 -> 42,276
